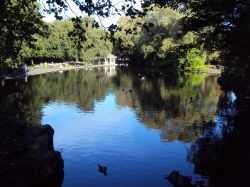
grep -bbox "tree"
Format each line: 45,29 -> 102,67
114,5 -> 205,69
113,16 -> 140,60
178,48 -> 205,71
0,0 -> 46,68
45,20 -> 74,59
142,0 -> 250,91
69,17 -> 113,62
19,17 -> 112,63
1,0 -> 249,83
0,0 -> 140,68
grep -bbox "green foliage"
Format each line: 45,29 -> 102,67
0,0 -> 46,68
113,16 -> 139,58
114,6 -> 180,64
136,6 -> 183,63
114,5 -> 204,69
20,18 -> 112,63
78,18 -> 113,62
207,51 -> 220,64
178,48 -> 205,71
147,0 -> 250,91
141,45 -> 155,58
0,0 -> 221,71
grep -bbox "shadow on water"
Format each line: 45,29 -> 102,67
0,69 -> 67,187
186,92 -> 250,187
165,91 -> 250,187
165,170 -> 193,187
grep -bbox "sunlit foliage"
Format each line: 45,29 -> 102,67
20,18 -> 113,63
114,5 -> 207,70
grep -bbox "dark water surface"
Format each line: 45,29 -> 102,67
1,67 -> 233,187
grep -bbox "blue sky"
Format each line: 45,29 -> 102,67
39,0 -> 141,27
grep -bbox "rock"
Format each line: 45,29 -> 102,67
24,125 -> 54,155
0,121 -> 64,187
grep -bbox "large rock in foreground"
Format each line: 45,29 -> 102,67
0,119 -> 64,187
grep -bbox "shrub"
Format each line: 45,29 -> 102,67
178,48 -> 206,71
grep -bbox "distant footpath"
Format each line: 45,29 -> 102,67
1,62 -> 221,79
27,62 -> 221,76
0,62 -> 121,79
28,62 -> 121,76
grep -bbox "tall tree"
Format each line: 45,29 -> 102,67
142,0 -> 250,90
0,0 -> 46,68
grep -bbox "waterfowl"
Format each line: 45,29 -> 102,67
98,164 -> 108,175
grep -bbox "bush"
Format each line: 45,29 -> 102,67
178,48 -> 206,71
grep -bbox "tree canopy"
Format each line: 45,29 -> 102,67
19,18 -> 113,63
0,0 -> 46,68
113,5 -> 213,70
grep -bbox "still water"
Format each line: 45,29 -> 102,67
1,67 -> 223,186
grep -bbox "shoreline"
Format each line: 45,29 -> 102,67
1,63 -> 221,80
1,64 -> 120,79
28,64 -> 120,76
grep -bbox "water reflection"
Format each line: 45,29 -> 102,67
0,69 -> 113,124
0,67 -> 224,187
187,91 -> 250,187
114,71 -> 221,141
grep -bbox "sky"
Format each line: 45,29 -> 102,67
39,0 -> 142,28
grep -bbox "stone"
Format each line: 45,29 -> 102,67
0,122 -> 64,187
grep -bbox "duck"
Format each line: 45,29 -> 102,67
98,164 -> 108,175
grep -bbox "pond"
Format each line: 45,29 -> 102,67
1,67 -> 227,186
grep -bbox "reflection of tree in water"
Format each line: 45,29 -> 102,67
113,70 -> 221,142
39,70 -> 112,112
3,68 -> 247,186
187,93 -> 250,187
0,78 -> 43,124
0,69 -> 112,124
1,68 -> 221,143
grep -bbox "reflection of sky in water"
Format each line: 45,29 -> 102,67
227,91 -> 237,103
42,93 -> 206,187
213,91 -> 237,138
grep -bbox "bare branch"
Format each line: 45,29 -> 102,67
64,0 -> 78,17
